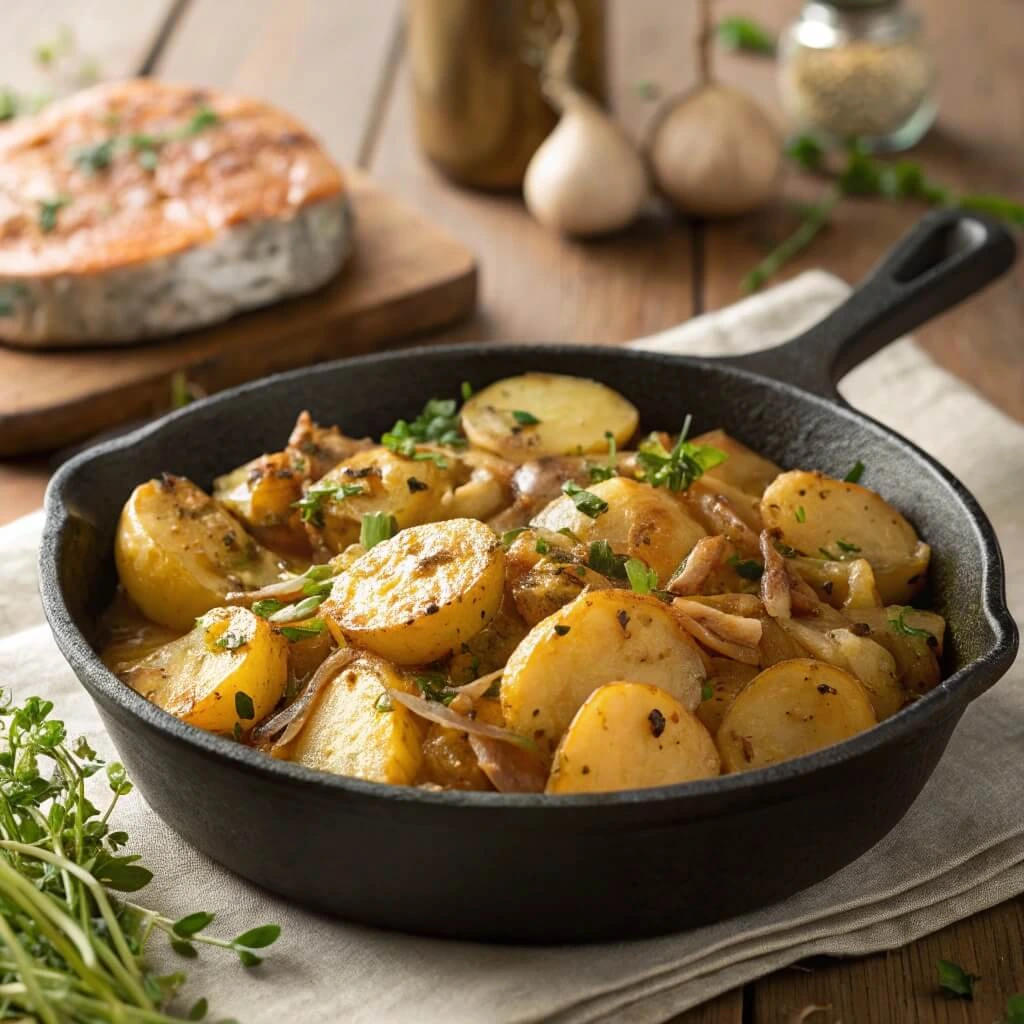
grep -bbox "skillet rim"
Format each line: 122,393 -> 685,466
38,342 -> 1020,812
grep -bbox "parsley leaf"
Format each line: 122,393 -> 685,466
292,481 -> 364,527
278,619 -> 326,642
512,409 -> 540,426
588,431 -> 618,483
844,460 -> 866,484
625,558 -> 658,594
701,683 -> 714,701
415,672 -> 458,705
635,416 -> 728,492
795,505 -> 807,523
72,138 -> 116,174
716,16 -> 775,54
937,959 -> 979,1000
182,105 -> 219,136
587,539 -> 629,579
382,391 -> 468,459
535,536 -> 551,555
360,512 -> 397,550
562,480 -> 608,518
235,691 -> 255,721
889,606 -> 935,641
38,196 -> 71,233
500,527 -> 528,548
728,554 -> 764,581
214,629 -> 248,651
836,538 -> 861,554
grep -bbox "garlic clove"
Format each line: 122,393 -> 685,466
524,94 -> 648,238
649,84 -> 782,218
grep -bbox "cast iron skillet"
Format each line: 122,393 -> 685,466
40,209 -> 1018,942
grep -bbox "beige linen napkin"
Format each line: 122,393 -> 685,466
3,270 -> 1022,1023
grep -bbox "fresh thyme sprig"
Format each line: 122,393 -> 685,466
0,692 -> 279,1022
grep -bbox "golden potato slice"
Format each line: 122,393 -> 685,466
531,476 -> 706,585
761,470 -> 921,570
322,518 -> 504,665
118,606 -> 288,733
716,658 -> 876,772
547,683 -> 720,794
288,653 -> 423,785
114,476 -> 284,631
501,590 -> 706,757
695,658 -> 759,736
692,429 -> 782,496
461,373 -> 639,463
316,447 -> 456,552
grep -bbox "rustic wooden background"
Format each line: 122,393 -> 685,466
1,2 -> 1022,1020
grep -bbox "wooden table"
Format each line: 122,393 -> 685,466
2,2 -> 1022,1020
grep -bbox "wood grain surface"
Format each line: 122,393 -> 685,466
1,3 -> 1022,1022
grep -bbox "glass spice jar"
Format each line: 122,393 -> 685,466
778,0 -> 936,151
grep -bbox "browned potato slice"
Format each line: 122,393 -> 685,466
316,447 -> 457,552
461,373 -> 639,463
322,518 -> 504,665
288,653 -> 423,784
531,476 -> 706,585
115,476 -> 284,631
846,606 -> 944,700
501,590 -> 706,757
716,658 -> 876,772
213,451 -> 308,556
118,606 -> 288,733
547,683 -> 720,793
762,470 -> 922,574
691,429 -> 782,496
696,658 -> 759,736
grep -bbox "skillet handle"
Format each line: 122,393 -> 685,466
720,209 -> 1017,399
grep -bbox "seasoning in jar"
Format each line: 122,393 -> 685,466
778,0 -> 935,151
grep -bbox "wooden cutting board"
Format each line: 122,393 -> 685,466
0,170 -> 477,457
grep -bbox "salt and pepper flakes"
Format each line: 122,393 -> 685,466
778,1 -> 936,150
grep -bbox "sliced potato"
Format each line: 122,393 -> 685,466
532,476 -> 706,585
716,658 -> 876,772
691,429 -> 782,497
213,451 -> 308,556
316,447 -> 456,552
547,683 -> 720,794
461,373 -> 639,463
288,653 -> 423,784
761,470 -> 921,570
322,518 -> 504,665
695,658 -> 759,736
118,606 -> 287,733
846,605 -> 944,700
114,476 -> 284,631
501,590 -> 706,756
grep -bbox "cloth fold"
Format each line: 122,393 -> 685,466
3,270 -> 1021,1023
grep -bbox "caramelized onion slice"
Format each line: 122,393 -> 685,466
386,689 -> 534,749
468,734 -> 547,793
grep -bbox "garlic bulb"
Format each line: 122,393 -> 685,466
524,93 -> 647,237
649,84 -> 782,218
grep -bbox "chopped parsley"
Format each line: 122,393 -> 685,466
937,959 -> 979,1000
460,380 -> 473,401
562,480 -> 608,518
795,505 -> 807,523
512,409 -> 540,426
72,138 -> 116,174
268,594 -> 325,624
500,527 -> 528,548
382,391 -> 468,463
587,539 -> 628,580
844,461 -> 866,484
183,105 -> 219,136
360,512 -> 397,550
625,558 -> 658,594
234,691 -> 255,721
535,537 -> 551,555
636,416 -> 727,492
701,684 -> 714,701
38,196 -> 71,233
728,554 -> 764,580
889,606 -> 935,641
278,619 -> 326,642
836,538 -> 861,554
414,672 -> 458,705
252,598 -> 285,619
588,432 -> 618,484
775,540 -> 799,558
293,481 -> 364,526
819,547 -> 840,561
213,629 -> 248,651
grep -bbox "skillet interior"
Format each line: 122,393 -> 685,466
40,344 -> 1017,941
